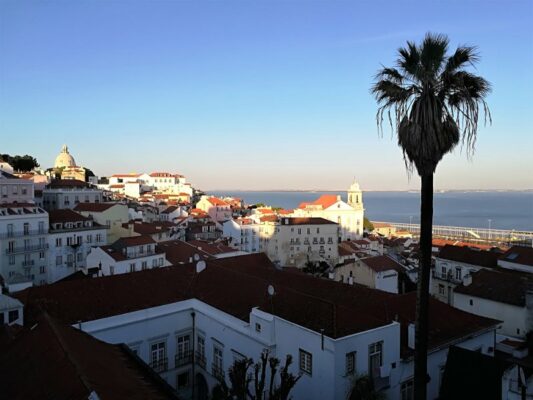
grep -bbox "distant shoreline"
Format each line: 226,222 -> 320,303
206,189 -> 533,193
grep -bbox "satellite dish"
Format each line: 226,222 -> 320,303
267,285 -> 275,296
193,254 -> 200,261
196,260 -> 206,273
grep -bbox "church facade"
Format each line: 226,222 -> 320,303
48,145 -> 89,182
291,181 -> 365,241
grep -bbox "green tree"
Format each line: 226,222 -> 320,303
371,33 -> 490,400
363,217 -> 374,231
348,374 -> 385,400
1,154 -> 39,172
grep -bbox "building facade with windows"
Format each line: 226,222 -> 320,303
86,235 -> 168,276
16,253 -> 499,400
47,209 -> 108,283
291,181 -> 364,241
0,203 -> 49,286
43,180 -> 104,211
0,171 -> 34,204
74,202 -> 129,244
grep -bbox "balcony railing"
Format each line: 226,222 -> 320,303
5,243 -> 49,255
150,357 -> 168,373
431,270 -> 463,284
175,350 -> 193,368
196,351 -> 206,369
22,260 -> 35,267
0,230 -> 48,239
212,363 -> 225,381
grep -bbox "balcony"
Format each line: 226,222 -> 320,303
0,230 -> 48,239
195,351 -> 206,369
175,350 -> 193,368
150,357 -> 168,373
5,243 -> 48,255
22,260 -> 35,267
212,363 -> 225,381
431,270 -> 462,284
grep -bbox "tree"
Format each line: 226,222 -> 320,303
363,217 -> 374,231
371,33 -> 490,400
212,351 -> 301,400
348,374 -> 385,400
0,154 -> 39,172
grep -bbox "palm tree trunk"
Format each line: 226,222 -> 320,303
414,173 -> 433,400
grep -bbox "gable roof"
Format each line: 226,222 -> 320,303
298,194 -> 340,210
280,217 -> 337,226
16,254 -> 498,357
74,203 -> 118,212
0,313 -> 179,400
207,197 -> 228,206
500,246 -> 533,267
361,255 -> 404,273
47,179 -> 90,189
454,269 -> 533,307
438,245 -> 500,268
49,209 -> 91,225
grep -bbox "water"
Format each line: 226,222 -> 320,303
209,190 -> 533,231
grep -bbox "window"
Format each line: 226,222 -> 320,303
299,349 -> 312,375
455,267 -> 462,281
368,341 -> 383,378
197,335 -> 206,360
152,259 -> 157,267
77,252 -> 83,262
346,351 -> 356,375
129,263 -> 136,273
87,234 -> 92,243
7,224 -> 13,237
401,379 -> 414,400
159,257 -> 164,266
109,266 -> 114,275
176,334 -> 191,364
212,344 -> 224,379
142,261 -> 148,270
56,237 -> 62,247
38,221 -> 45,233
469,299 -> 473,306
255,323 -> 261,332
441,266 -> 447,278
23,223 -> 29,235
39,266 -> 46,274
96,234 -> 102,243
56,256 -> 62,266
39,251 -> 45,259
9,255 -> 15,265
8,310 -> 19,323
150,341 -> 167,372
438,284 -> 445,295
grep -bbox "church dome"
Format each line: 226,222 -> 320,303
54,145 -> 76,168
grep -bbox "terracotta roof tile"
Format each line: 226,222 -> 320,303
438,245 -> 500,268
74,203 -> 118,212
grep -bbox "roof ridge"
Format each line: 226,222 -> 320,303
43,313 -> 95,397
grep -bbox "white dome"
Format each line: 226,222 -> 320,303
54,145 -> 76,168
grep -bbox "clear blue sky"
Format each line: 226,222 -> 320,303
1,0 -> 532,191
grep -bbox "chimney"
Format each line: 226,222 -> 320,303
463,274 -> 472,287
328,272 -> 335,280
348,276 -> 354,285
408,323 -> 415,349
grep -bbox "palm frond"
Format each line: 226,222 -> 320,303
444,45 -> 479,74
420,33 -> 449,77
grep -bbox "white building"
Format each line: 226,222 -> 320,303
431,245 -> 500,305
291,181 -> 364,241
454,268 -> 533,339
47,209 -> 108,283
0,293 -> 23,326
0,203 -> 49,286
16,253 -> 500,400
43,179 -> 104,211
265,217 -> 339,268
222,216 -> 262,253
196,196 -> 232,222
87,235 -> 168,276
0,171 -> 34,204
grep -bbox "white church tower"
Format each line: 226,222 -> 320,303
347,179 -> 363,210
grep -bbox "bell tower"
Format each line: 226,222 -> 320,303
347,179 -> 363,209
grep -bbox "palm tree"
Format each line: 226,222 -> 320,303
371,33 -> 490,400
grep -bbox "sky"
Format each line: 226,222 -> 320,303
1,0 -> 532,191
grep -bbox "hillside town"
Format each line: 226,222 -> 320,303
0,146 -> 531,400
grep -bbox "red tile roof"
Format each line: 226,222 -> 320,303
298,194 -> 340,210
361,255 -> 403,273
74,203 -> 118,212
49,209 -> 91,224
207,197 -> 228,206
0,313 -> 178,400
500,246 -> 533,267
16,254 -> 498,356
187,240 -> 236,255
114,235 -> 156,248
111,173 -> 141,178
438,245 -> 500,268
149,172 -> 174,177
